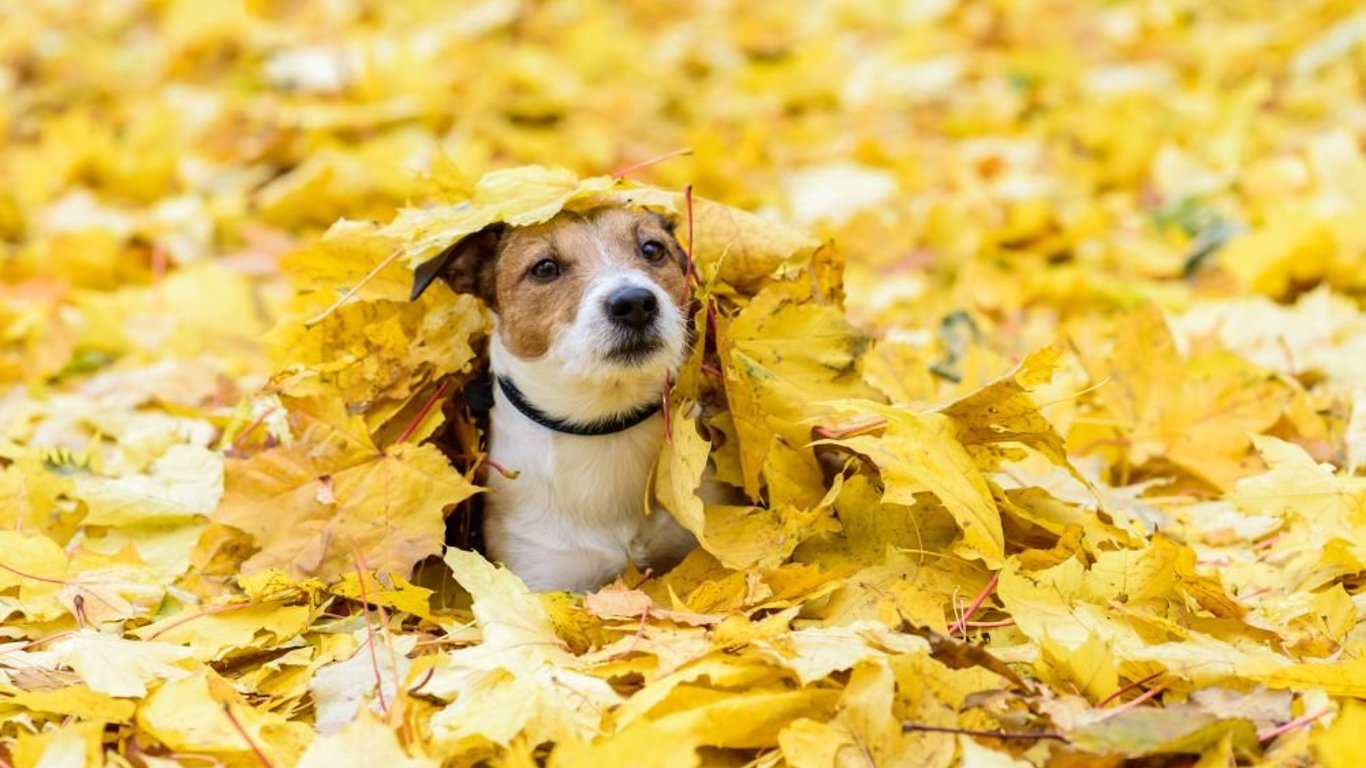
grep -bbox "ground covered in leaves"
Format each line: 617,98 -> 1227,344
3,1 -> 1366,766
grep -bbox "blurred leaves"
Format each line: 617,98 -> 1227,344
1,1 -> 1365,767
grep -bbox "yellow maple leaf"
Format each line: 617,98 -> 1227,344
720,282 -> 882,499
10,721 -> 104,768
938,344 -> 1078,475
1076,305 -> 1292,489
656,403 -> 841,569
4,685 -> 136,724
1217,211 -> 1334,299
1229,435 -> 1366,590
269,285 -> 488,407
385,166 -> 619,269
297,710 -> 438,768
0,455 -> 71,536
133,602 -> 312,660
136,671 -> 312,762
215,396 -> 478,580
553,686 -> 839,768
829,404 -> 1004,567
48,629 -> 195,698
424,549 -> 621,753
72,443 -> 223,527
690,196 -> 822,295
1315,701 -> 1366,768
0,531 -> 71,621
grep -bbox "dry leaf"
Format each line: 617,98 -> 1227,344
2,3 -> 1364,766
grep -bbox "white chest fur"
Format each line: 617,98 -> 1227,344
480,335 -> 696,591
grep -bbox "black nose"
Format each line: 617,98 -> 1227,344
606,286 -> 659,330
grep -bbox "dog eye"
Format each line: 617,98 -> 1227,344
641,240 -> 667,263
529,258 -> 561,281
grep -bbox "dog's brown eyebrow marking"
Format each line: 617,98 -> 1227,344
490,206 -> 688,360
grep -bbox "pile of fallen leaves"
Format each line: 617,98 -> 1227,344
3,0 -> 1366,765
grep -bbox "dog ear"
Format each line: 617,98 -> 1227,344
409,224 -> 505,302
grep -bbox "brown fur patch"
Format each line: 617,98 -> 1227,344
492,206 -> 688,359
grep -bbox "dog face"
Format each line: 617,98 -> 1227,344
412,205 -> 690,384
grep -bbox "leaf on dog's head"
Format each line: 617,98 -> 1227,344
385,165 -> 819,300
386,166 -> 621,269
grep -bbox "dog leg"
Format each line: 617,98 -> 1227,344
629,509 -> 698,573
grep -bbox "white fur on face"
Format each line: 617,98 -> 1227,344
490,264 -> 687,425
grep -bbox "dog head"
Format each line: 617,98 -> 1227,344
411,205 -> 690,397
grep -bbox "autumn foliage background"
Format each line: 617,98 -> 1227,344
3,1 -> 1366,766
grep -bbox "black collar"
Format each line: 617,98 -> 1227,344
494,375 -> 661,437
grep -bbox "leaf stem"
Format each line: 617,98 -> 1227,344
351,559 -> 390,717
222,703 -> 279,768
230,407 -> 278,455
609,147 -> 693,179
901,723 -> 1068,742
949,572 -> 999,636
684,184 -> 700,287
662,371 -> 673,446
395,379 -> 453,445
1258,708 -> 1330,743
352,544 -> 408,743
812,418 -> 886,441
608,605 -> 651,660
0,560 -> 122,615
1097,671 -> 1163,707
0,560 -> 67,586
303,249 -> 403,328
145,602 -> 254,641
1106,683 -> 1168,715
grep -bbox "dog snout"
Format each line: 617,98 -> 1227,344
605,286 -> 659,331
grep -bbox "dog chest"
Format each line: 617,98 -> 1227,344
486,406 -> 665,536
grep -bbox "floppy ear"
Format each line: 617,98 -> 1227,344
409,224 -> 505,302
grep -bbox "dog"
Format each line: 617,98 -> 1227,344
410,205 -> 698,591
